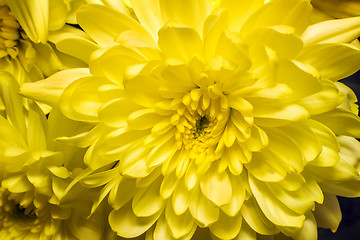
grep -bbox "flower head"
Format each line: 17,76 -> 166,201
21,0 -> 360,239
0,72 -> 105,239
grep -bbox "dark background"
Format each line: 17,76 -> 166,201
318,71 -> 360,239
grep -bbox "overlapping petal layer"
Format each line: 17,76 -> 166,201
19,0 -> 360,239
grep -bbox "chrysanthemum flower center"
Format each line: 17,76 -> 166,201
13,203 -> 36,219
0,3 -> 20,59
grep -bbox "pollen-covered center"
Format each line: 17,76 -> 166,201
172,84 -> 230,163
0,3 -> 20,59
194,115 -> 210,138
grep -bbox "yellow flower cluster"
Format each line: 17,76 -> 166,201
0,0 -> 360,239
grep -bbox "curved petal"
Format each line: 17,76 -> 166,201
297,43 -> 360,81
132,177 -> 164,217
48,0 -> 66,31
60,75 -> 110,122
209,211 -> 242,239
77,4 -> 153,47
159,0 -> 212,35
249,175 -> 305,228
19,68 -> 90,106
301,17 -> 360,46
7,0 -> 49,43
241,0 -> 312,36
109,201 -> 161,238
189,188 -> 219,227
200,164 -> 232,207
165,205 -> 195,239
313,108 -> 360,138
158,24 -> 203,63
217,0 -> 263,32
48,25 -> 100,64
130,0 -> 163,40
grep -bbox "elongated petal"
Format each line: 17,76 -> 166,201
313,194 -> 341,232
241,0 -> 312,36
189,189 -> 219,227
0,72 -> 26,134
217,0 -> 263,32
77,4 -> 153,47
241,198 -> 279,235
109,202 -> 161,238
313,108 -> 360,138
60,75 -> 112,122
249,175 -> 305,228
20,68 -> 91,106
297,43 -> 360,81
7,0 -> 48,43
200,164 -> 232,206
209,211 -> 242,239
158,24 -> 203,63
165,204 -> 195,239
132,177 -> 164,217
130,0 -> 163,40
302,17 -> 360,46
48,25 -> 100,64
159,0 -> 212,35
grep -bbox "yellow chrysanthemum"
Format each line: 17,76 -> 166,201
0,72 -> 106,240
21,0 -> 360,239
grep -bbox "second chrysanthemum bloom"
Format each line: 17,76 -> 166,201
21,0 -> 360,239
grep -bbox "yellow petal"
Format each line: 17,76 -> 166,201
209,210 -> 242,239
158,24 -> 203,63
215,30 -> 251,72
109,201 -> 161,238
125,75 -> 163,107
241,0 -> 312,36
48,25 -> 100,64
313,108 -> 360,138
320,180 -> 360,198
27,101 -> 47,152
172,179 -> 191,215
7,0 -> 48,43
217,0 -> 264,32
298,79 -> 344,115
246,25 -> 303,59
277,59 -> 322,99
313,194 -> 341,232
20,68 -> 91,107
189,188 -> 219,227
266,178 -> 323,214
293,213 -> 317,240
200,164 -> 232,206
48,0 -> 66,31
165,205 -> 195,239
132,177 -> 164,217
241,198 -> 279,235
297,43 -> 360,81
130,0 -> 163,40
99,98 -> 141,127
127,109 -> 164,130
159,0 -> 212,35
60,76 -> 110,122
280,122 -> 322,162
301,17 -> 360,46
221,174 -> 246,216
254,104 -> 309,127
2,172 -> 33,193
249,175 -> 305,228
234,220 -> 257,240
307,120 -> 340,167
77,4 -> 152,47
0,72 -> 26,134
